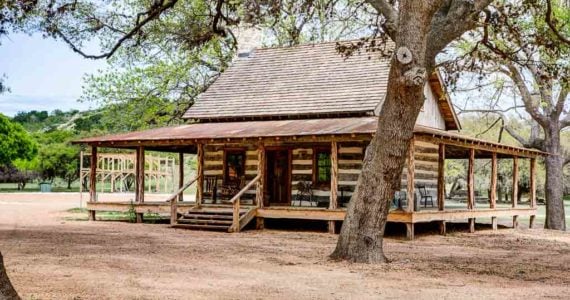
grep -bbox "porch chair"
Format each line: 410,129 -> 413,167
417,185 -> 434,208
220,176 -> 246,200
203,176 -> 218,203
293,181 -> 315,207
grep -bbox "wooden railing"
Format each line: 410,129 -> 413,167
169,175 -> 200,225
229,174 -> 261,232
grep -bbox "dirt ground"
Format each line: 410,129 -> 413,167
0,193 -> 569,300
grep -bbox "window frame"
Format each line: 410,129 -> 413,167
312,147 -> 332,189
223,149 -> 246,185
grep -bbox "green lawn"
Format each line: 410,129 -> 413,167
65,207 -> 167,223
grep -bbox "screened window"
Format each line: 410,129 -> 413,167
314,150 -> 331,185
224,150 -> 245,184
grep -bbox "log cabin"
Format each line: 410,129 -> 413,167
76,41 -> 543,239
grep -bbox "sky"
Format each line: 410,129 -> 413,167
0,33 -> 107,117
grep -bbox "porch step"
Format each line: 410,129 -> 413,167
175,207 -> 250,232
172,224 -> 230,231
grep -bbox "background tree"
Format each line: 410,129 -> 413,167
0,114 -> 36,300
447,0 -> 569,230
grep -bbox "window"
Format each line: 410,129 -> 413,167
314,149 -> 331,185
224,150 -> 245,184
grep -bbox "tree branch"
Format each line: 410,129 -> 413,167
545,0 -> 570,45
52,0 -> 180,59
365,0 -> 398,40
426,0 -> 494,60
503,62 -> 549,127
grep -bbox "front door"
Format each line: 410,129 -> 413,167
265,149 -> 290,206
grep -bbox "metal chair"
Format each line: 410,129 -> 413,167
294,181 -> 315,207
417,185 -> 434,208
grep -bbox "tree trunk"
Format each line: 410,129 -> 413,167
544,125 -> 567,230
0,252 -> 20,300
331,1 -> 435,262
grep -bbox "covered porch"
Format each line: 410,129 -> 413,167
77,117 -> 543,238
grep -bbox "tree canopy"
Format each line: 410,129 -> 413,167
0,114 -> 37,166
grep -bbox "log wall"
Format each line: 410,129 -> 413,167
201,139 -> 439,206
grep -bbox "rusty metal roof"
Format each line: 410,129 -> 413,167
76,117 -> 544,157
77,117 -> 377,144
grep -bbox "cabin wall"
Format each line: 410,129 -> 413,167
203,144 -> 257,201
403,140 -> 439,198
416,84 -> 447,130
202,138 -> 439,206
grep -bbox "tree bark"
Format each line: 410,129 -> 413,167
0,252 -> 20,300
331,1 -> 435,263
544,124 -> 567,230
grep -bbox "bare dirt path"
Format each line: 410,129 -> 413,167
0,193 -> 569,299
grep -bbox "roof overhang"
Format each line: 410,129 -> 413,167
75,117 -> 544,158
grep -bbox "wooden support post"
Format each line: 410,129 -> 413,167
437,144 -> 445,211
329,141 -> 339,234
256,143 -> 265,208
491,217 -> 498,231
233,197 -> 240,233
178,152 -> 184,202
135,147 -> 145,203
467,148 -> 475,210
513,215 -> 518,229
530,157 -> 536,208
406,223 -> 414,240
135,147 -> 145,223
407,138 -> 415,212
256,217 -> 264,230
439,221 -> 446,235
468,218 -> 475,233
490,152 -> 497,209
512,156 -> 518,208
529,215 -> 536,229
196,144 -> 204,206
88,146 -> 98,221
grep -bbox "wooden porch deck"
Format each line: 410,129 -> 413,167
86,200 -> 537,238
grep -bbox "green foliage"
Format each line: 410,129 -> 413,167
0,114 -> 37,166
33,129 -> 80,186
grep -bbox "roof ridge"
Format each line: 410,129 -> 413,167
253,38 -> 389,52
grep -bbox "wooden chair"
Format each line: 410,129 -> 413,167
293,181 -> 315,207
203,176 -> 218,203
417,185 -> 434,208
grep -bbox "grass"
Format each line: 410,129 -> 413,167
65,207 -> 166,223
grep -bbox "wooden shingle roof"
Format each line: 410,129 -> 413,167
183,40 -> 460,131
183,41 -> 390,121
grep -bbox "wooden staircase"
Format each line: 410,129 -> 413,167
172,206 -> 256,232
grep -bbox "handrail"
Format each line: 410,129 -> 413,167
167,175 -> 200,203
169,175 -> 200,225
229,174 -> 261,204
230,174 -> 261,232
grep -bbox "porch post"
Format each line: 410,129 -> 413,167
328,141 -> 339,234
88,146 -> 98,221
406,137 -> 415,213
467,148 -> 475,233
437,143 -> 446,235
256,143 -> 265,208
178,152 -> 184,202
196,144 -> 204,207
437,144 -> 445,211
490,152 -> 498,230
406,137 -> 415,239
135,146 -> 145,223
512,156 -> 519,229
256,143 -> 265,229
529,157 -> 537,228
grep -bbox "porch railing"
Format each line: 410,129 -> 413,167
229,174 -> 261,232
168,175 -> 201,225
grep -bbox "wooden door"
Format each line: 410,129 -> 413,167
265,149 -> 291,206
